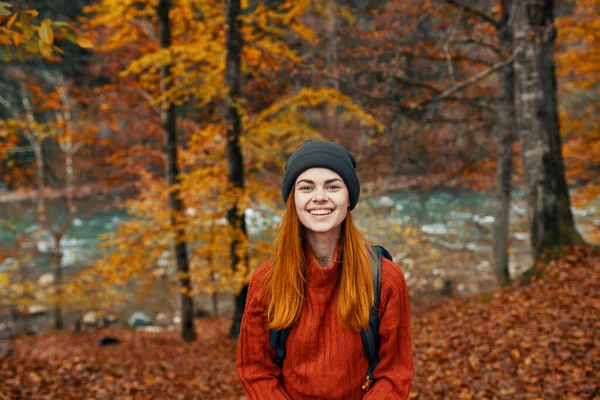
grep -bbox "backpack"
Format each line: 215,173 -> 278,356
269,245 -> 393,392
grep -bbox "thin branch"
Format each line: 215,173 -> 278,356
413,54 -> 514,110
0,219 -> 17,234
440,0 -> 501,29
137,89 -> 163,116
450,37 -> 503,54
56,211 -> 77,240
443,7 -> 464,83
393,75 -> 441,92
0,94 -> 15,113
245,40 -> 416,113
6,146 -> 34,154
20,87 -> 37,143
246,40 -> 501,118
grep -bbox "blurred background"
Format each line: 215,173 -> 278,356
0,0 -> 598,399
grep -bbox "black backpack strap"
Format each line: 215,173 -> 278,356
270,326 -> 290,367
360,245 -> 392,391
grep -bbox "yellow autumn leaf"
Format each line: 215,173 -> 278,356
6,11 -> 17,28
24,35 -> 38,52
0,272 -> 9,287
23,9 -> 39,18
11,32 -> 22,47
38,18 -> 53,45
75,36 -> 94,49
39,42 -> 53,58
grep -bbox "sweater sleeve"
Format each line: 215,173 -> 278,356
363,258 -> 415,400
236,262 -> 291,400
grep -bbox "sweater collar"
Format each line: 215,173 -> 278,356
305,244 -> 341,288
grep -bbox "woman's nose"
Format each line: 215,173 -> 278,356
312,188 -> 329,202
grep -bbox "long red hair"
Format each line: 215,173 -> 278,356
265,195 -> 374,331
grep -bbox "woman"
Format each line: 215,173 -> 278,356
237,140 -> 414,399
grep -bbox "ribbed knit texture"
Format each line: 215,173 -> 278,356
236,249 -> 415,399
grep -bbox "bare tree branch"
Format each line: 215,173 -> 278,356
246,40 -> 503,118
440,0 -> 501,29
443,7 -> 464,83
245,40 -> 416,113
137,89 -> 162,116
413,54 -> 514,110
450,37 -> 503,54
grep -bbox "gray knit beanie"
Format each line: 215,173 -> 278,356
281,140 -> 360,210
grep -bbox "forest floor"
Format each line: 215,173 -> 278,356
1,246 -> 598,400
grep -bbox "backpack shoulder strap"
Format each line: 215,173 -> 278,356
269,257 -> 290,367
360,245 -> 392,391
270,326 -> 291,367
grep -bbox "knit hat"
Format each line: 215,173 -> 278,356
281,140 -> 360,210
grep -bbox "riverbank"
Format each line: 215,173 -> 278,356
0,183 -> 137,204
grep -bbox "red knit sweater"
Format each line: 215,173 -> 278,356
236,250 -> 414,399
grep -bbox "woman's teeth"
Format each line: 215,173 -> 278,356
309,209 -> 332,215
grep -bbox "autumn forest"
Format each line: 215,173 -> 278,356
0,0 -> 598,399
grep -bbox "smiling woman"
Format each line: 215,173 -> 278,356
236,140 -> 415,399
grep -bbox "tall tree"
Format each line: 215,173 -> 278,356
223,0 -> 248,338
157,0 -> 196,342
492,0 -> 516,286
512,0 -> 584,262
439,0 -> 517,284
17,75 -> 84,330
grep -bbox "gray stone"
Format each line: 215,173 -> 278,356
128,312 -> 150,328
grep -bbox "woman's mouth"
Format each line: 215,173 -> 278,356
308,209 -> 333,216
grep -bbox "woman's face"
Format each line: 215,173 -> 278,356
294,167 -> 350,237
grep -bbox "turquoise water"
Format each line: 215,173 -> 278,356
0,199 -> 129,273
1,190 -> 597,294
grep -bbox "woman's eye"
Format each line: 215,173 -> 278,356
327,185 -> 341,190
299,186 -> 313,191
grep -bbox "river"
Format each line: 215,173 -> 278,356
1,189 -> 598,297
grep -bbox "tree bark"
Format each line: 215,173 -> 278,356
492,0 -> 516,286
224,0 -> 249,338
512,0 -> 584,263
209,220 -> 219,317
52,234 -> 64,330
158,0 -> 196,342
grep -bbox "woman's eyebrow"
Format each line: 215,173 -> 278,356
296,178 -> 343,186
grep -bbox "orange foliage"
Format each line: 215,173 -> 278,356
556,0 -> 600,207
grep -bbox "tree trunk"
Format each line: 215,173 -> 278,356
53,235 -> 64,330
158,0 -> 196,342
209,221 -> 219,317
224,0 -> 249,338
23,88 -> 66,330
73,311 -> 82,333
512,0 -> 584,263
492,1 -> 516,286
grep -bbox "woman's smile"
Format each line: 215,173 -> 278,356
308,208 -> 334,216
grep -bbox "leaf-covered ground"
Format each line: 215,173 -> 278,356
0,319 -> 242,399
411,246 -> 599,399
1,246 -> 598,399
